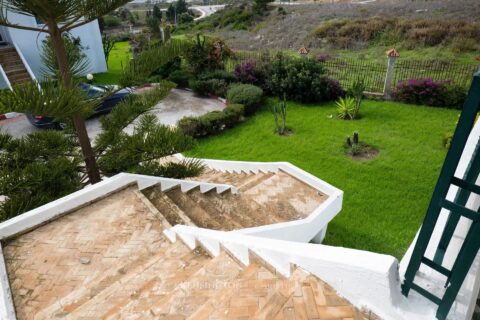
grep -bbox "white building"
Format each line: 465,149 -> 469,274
0,10 -> 107,89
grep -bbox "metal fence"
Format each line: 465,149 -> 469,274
226,50 -> 479,95
393,60 -> 478,90
320,58 -> 386,93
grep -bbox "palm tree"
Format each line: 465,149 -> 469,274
0,0 -> 131,184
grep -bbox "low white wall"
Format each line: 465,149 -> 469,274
171,225 -> 413,320
0,173 -> 236,241
0,243 -> 16,320
400,119 -> 480,320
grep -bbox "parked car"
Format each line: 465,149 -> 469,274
27,83 -> 132,129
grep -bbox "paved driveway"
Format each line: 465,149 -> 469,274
0,89 -> 225,141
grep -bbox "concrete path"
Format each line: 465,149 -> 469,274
0,89 -> 225,141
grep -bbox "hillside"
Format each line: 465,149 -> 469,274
178,0 -> 480,63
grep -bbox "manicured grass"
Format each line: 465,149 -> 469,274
93,41 -> 131,85
186,100 -> 459,259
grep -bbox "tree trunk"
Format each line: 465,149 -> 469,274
48,23 -> 101,184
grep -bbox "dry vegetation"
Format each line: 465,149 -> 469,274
194,0 -> 480,51
311,17 -> 480,50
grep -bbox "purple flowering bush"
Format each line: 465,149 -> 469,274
393,78 -> 466,109
233,59 -> 268,88
316,53 -> 332,62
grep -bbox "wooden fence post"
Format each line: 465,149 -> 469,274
383,49 -> 400,99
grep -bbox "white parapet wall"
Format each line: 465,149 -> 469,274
169,224 -> 445,320
400,119 -> 480,320
0,173 -> 237,241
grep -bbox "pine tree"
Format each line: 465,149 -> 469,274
0,0 -> 132,184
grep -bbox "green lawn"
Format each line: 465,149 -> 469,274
185,100 -> 459,259
93,41 -> 131,85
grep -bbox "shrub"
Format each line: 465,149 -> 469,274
269,56 -> 344,103
178,104 -> 244,137
168,70 -> 191,88
315,77 -> 346,102
312,17 -> 480,51
393,78 -> 467,109
183,34 -> 232,74
189,79 -> 211,96
199,70 -> 237,84
190,78 -> 229,97
226,84 -> 264,115
155,56 -> 182,79
234,59 -> 265,86
316,53 -> 331,62
179,12 -> 194,24
103,15 -> 122,27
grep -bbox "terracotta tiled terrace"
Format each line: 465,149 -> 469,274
3,185 -> 367,319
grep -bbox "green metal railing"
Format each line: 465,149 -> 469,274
401,70 -> 480,320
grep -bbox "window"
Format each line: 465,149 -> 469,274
35,16 -> 44,25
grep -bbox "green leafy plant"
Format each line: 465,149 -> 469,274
272,95 -> 288,135
183,34 -> 231,74
102,34 -> 116,64
0,131 -> 82,222
348,78 -> 366,119
41,34 -> 90,78
226,84 -> 263,115
336,96 -> 357,120
168,70 -> 191,88
95,83 -> 203,177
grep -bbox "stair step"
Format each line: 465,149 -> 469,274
238,172 -> 275,192
244,171 -> 324,221
6,68 -> 28,76
186,189 -> 245,230
0,55 -> 22,64
187,262 -> 270,319
209,191 -> 281,228
152,251 -> 244,317
68,243 -> 211,318
165,188 -> 224,230
2,62 -> 23,69
142,185 -> 195,227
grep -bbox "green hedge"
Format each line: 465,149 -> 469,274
178,104 -> 244,137
226,84 -> 263,115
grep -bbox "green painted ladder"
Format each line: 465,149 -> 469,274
401,70 -> 480,320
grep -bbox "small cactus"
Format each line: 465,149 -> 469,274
353,131 -> 359,145
273,94 -> 288,135
346,136 -> 352,147
346,131 -> 363,156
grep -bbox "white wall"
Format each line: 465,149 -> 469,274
6,11 -> 107,79
400,119 -> 480,320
